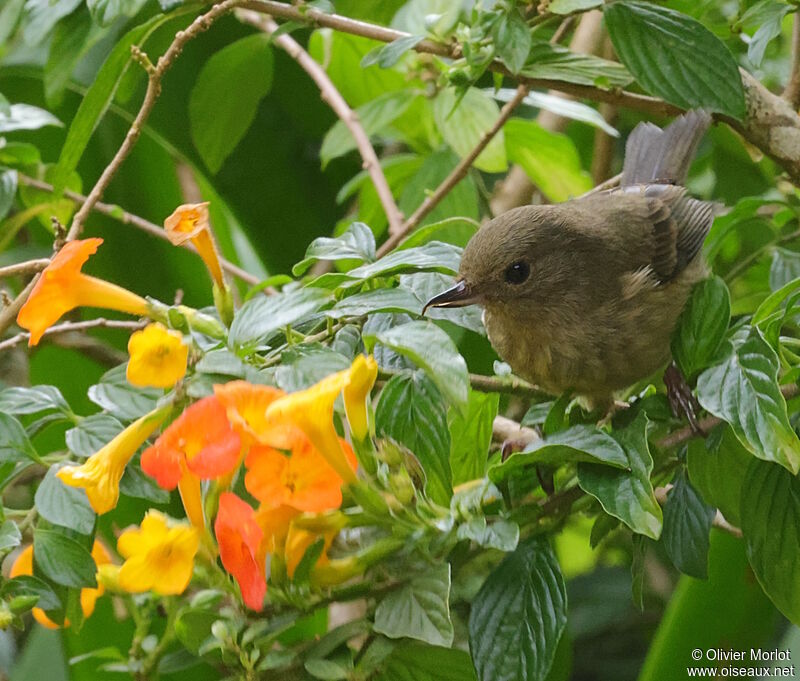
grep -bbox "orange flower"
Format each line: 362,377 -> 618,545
343,355 -> 378,441
213,381 -> 294,448
255,504 -> 298,559
215,493 -> 266,611
285,523 -> 335,579
17,238 -> 149,346
164,203 -> 225,289
245,434 -> 356,513
141,396 -> 241,527
11,541 -> 112,628
264,370 -> 356,484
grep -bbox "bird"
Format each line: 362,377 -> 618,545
424,110 -> 715,415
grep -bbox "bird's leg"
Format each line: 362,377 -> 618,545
500,426 -> 542,461
664,362 -> 704,435
596,399 -> 630,429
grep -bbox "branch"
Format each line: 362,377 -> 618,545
0,259 -> 50,280
785,13 -> 800,109
0,318 -> 145,353
379,367 -> 546,400
242,1 -> 800,189
236,9 -> 404,237
17,175 -> 260,286
67,0 -> 243,241
376,84 -> 530,257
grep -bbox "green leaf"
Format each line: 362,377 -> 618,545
65,414 -> 124,458
520,42 -> 632,88
398,217 -> 478,249
347,242 -> 462,280
0,413 -> 40,464
305,659 -> 349,681
662,469 -> 714,579
320,91 -> 415,166
374,563 -> 453,647
229,287 -> 333,350
671,276 -> 731,377
0,385 -> 70,415
0,141 -> 41,166
293,222 -> 376,276
327,287 -> 423,319
548,0 -> 601,13
377,642 -> 477,681
493,10 -> 531,74
687,425 -> 750,527
449,390 -> 498,485
87,365 -> 161,421
505,118 -> 592,202
0,169 -> 16,221
604,1 -> 745,119
0,0 -> 25,46
696,326 -> 800,475
120,463 -> 171,504
469,536 -> 567,681
44,7 -> 107,107
21,0 -> 81,45
190,34 -> 274,173
51,9 -> 192,193
1,575 -> 61,611
86,0 -> 148,25
0,520 -> 21,552
361,35 -> 424,68
35,466 -> 95,535
456,517 -> 519,552
375,372 -> 452,505
0,104 -> 62,133
274,346 -> 351,392
741,459 -> 800,624
740,0 -> 792,66
769,247 -> 800,291
491,425 -> 629,483
367,320 -> 469,411
33,529 -> 97,588
432,87 -> 507,173
398,148 -> 479,227
577,413 -> 662,539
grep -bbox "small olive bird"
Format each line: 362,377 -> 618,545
424,110 -> 714,412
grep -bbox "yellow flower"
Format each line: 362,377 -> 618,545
343,355 -> 378,441
265,369 -> 356,484
164,203 -> 225,289
57,406 -> 170,514
285,523 -> 335,579
10,541 -> 113,628
126,323 -> 189,389
17,238 -> 149,346
117,511 -> 199,596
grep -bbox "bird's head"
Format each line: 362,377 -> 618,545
423,205 -> 576,314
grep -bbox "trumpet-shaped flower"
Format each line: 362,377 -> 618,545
127,323 -> 188,389
342,355 -> 378,441
213,381 -> 293,448
245,434 -> 356,513
141,396 -> 241,489
164,203 -> 225,289
118,511 -> 199,595
255,504 -> 299,558
17,238 -> 149,346
215,493 -> 266,611
264,370 -> 356,483
58,406 -> 170,514
285,523 -> 334,579
11,541 -> 112,628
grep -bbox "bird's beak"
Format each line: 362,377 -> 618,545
422,280 -> 479,315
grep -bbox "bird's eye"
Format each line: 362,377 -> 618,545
504,261 -> 530,285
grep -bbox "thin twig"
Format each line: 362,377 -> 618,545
67,0 -> 243,241
654,485 -> 742,538
379,367 -> 546,400
0,318 -> 145,353
17,174 -> 260,286
785,13 -> 800,108
376,84 -> 530,257
236,9 -> 404,236
0,259 -> 50,279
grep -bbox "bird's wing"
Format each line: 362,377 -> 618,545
574,184 -> 714,285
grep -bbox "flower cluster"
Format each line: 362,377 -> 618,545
54,353 -> 377,613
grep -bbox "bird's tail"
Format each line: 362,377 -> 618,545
621,110 -> 712,186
